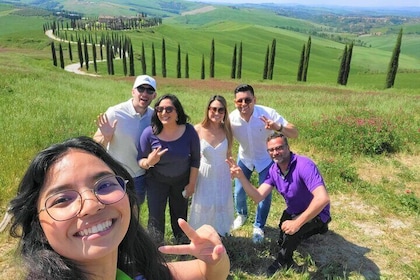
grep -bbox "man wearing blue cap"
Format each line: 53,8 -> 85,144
94,75 -> 157,204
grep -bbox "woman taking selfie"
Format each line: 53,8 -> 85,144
9,136 -> 229,280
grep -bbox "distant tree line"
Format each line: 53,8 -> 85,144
43,14 -> 162,35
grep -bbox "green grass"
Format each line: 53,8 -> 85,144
0,3 -> 419,279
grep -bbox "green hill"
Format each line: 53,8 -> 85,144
2,2 -> 419,89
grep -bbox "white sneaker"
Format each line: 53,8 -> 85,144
232,214 -> 247,230
252,227 -> 265,244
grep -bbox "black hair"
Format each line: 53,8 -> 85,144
151,94 -> 190,135
267,132 -> 289,146
234,84 -> 255,96
9,136 -> 171,279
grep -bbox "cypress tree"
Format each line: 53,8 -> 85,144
59,43 -> 64,69
92,42 -> 97,73
210,38 -> 215,78
68,41 -> 73,61
106,41 -> 111,75
385,28 -> 403,88
51,42 -> 57,67
185,52 -> 189,78
201,54 -> 205,80
343,42 -> 353,85
297,43 -> 305,81
162,38 -> 167,78
118,38 -> 122,59
302,36 -> 311,82
337,45 -> 348,85
151,43 -> 156,76
231,44 -> 237,79
262,45 -> 269,79
141,42 -> 147,74
122,44 -> 127,76
129,43 -> 135,76
84,38 -> 89,71
110,42 -> 114,75
177,43 -> 181,78
268,38 -> 276,80
237,41 -> 243,79
100,42 -> 103,61
77,38 -> 83,68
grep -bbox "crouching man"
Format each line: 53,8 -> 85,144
227,132 -> 331,276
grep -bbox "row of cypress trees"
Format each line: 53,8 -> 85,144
50,27 -> 404,87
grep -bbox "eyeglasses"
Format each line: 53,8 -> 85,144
155,106 -> 175,113
267,145 -> 286,153
38,175 -> 127,221
209,107 -> 226,114
137,85 -> 155,95
235,97 -> 253,105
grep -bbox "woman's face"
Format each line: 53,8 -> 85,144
37,149 -> 130,263
156,98 -> 178,126
208,100 -> 226,124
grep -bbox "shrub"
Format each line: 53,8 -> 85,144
309,110 -> 401,156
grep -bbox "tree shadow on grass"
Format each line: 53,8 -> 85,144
224,226 -> 380,279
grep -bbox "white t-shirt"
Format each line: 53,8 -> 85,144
105,99 -> 154,177
229,104 -> 288,172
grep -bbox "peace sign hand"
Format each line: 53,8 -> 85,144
225,157 -> 245,180
158,219 -> 226,265
146,146 -> 168,166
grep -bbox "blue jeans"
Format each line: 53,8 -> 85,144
234,159 -> 273,229
134,175 -> 146,205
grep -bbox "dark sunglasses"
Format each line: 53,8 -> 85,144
235,97 -> 253,104
155,106 -> 175,113
137,85 -> 155,95
209,106 -> 226,114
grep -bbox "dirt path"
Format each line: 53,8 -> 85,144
45,29 -> 101,77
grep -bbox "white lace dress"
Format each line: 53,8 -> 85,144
188,138 -> 234,236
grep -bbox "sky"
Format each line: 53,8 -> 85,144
191,0 -> 420,7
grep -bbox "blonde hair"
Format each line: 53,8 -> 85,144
200,95 -> 233,153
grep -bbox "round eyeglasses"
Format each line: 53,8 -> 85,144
38,175 -> 128,221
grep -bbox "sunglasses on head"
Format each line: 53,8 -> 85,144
155,106 -> 175,113
209,107 -> 226,114
137,85 -> 155,95
235,97 -> 253,104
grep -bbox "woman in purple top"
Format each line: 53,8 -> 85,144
138,94 -> 200,243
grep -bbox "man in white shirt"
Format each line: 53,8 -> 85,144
229,84 -> 298,243
93,75 -> 157,204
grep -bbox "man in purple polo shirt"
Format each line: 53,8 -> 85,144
227,132 -> 331,276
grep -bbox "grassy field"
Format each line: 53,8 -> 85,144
0,3 -> 419,279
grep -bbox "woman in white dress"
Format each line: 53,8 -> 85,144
189,95 -> 234,236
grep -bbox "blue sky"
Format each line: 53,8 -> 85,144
190,0 -> 420,7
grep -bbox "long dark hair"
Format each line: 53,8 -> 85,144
9,136 -> 171,280
151,94 -> 190,135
